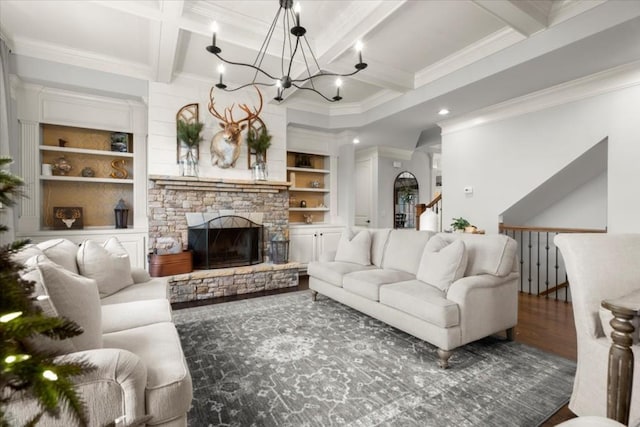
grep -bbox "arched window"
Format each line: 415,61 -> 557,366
394,171 -> 419,229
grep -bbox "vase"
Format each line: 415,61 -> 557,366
180,146 -> 198,177
251,152 -> 268,181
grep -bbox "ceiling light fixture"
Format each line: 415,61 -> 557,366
206,0 -> 368,103
352,138 -> 360,144
438,109 -> 450,116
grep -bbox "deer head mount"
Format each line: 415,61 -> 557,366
208,86 -> 263,169
55,207 -> 82,229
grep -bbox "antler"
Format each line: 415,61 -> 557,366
55,209 -> 66,219
208,87 -> 229,123
237,86 -> 263,125
70,208 -> 82,219
208,86 -> 263,126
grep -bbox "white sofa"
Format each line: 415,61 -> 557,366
8,238 -> 193,426
308,229 -> 519,368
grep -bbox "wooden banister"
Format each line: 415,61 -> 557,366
426,193 -> 442,209
499,224 -> 606,234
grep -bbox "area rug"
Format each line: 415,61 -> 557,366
173,290 -> 576,427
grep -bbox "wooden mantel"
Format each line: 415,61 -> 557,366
148,175 -> 291,193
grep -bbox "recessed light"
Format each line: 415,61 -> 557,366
438,109 -> 450,116
353,138 -> 360,144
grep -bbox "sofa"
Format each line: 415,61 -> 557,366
7,237 -> 193,426
308,228 -> 519,368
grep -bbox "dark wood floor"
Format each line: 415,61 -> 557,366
173,277 -> 579,425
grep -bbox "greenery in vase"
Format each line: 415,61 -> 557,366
451,217 -> 471,231
246,127 -> 272,156
176,120 -> 204,148
0,157 -> 94,426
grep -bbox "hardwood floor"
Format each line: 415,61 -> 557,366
173,277 -> 579,424
515,293 -> 577,425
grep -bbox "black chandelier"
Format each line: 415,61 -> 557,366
205,0 -> 368,102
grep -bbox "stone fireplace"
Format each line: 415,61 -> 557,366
148,175 -> 299,302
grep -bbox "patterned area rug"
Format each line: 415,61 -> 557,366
173,291 -> 575,427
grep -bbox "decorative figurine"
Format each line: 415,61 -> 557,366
110,159 -> 128,179
52,156 -> 72,175
81,167 -> 95,177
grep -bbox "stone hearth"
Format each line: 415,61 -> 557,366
148,175 -> 296,302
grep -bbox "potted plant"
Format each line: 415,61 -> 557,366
176,120 -> 204,176
450,217 -> 471,232
246,127 -> 272,180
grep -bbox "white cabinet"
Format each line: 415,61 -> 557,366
289,225 -> 343,266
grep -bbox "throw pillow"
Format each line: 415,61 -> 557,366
12,243 -> 44,266
334,229 -> 372,266
24,255 -> 102,351
416,235 -> 468,292
38,238 -> 80,274
77,237 -> 134,297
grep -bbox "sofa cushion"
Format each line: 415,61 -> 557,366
12,244 -> 44,265
382,230 -> 434,274
307,261 -> 375,287
102,299 -> 173,334
380,280 -> 460,328
77,237 -> 134,298
37,238 -> 79,274
334,229 -> 372,266
100,278 -> 169,305
343,269 -> 415,301
416,236 -> 468,292
439,233 -> 517,277
25,255 -> 102,351
20,266 -> 77,355
103,322 -> 193,424
370,228 -> 392,267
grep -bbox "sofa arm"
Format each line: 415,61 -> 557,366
6,348 -> 147,427
318,250 -> 337,262
131,267 -> 151,284
446,272 -> 519,345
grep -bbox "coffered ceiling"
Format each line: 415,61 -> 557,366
2,0 -> 640,149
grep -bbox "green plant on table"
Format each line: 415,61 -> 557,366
246,127 -> 272,156
451,217 -> 471,231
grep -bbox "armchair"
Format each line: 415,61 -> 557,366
554,233 -> 640,424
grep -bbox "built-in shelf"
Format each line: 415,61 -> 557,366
289,207 -> 330,212
40,145 -> 134,158
286,166 -> 330,174
40,175 -> 133,184
289,187 -> 329,193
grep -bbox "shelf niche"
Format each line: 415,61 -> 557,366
40,124 -> 134,229
286,151 -> 330,224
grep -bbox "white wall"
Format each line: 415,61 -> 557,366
441,82 -> 640,233
148,76 -> 287,181
526,172 -> 607,229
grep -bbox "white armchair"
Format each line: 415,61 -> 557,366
554,233 -> 640,424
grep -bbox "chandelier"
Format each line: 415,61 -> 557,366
205,0 -> 368,102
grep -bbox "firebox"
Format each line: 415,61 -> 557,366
188,215 -> 263,269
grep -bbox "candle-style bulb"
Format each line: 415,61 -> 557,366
294,2 -> 301,26
211,21 -> 219,46
216,64 -> 227,89
333,78 -> 343,101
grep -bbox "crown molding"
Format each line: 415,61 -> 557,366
414,27 -> 525,89
439,59 -> 640,135
11,36 -> 151,81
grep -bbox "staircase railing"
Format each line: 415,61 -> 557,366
499,224 -> 606,301
416,193 -> 442,231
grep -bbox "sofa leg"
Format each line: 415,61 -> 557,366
311,290 -> 318,302
506,327 -> 515,341
437,349 -> 452,369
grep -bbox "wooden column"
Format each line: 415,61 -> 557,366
601,298 -> 640,425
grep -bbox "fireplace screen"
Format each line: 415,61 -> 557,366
188,215 -> 263,269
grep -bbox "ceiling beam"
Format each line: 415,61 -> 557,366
151,0 -> 185,83
473,0 -> 549,36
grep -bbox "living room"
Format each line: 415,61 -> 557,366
1,1 -> 640,426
